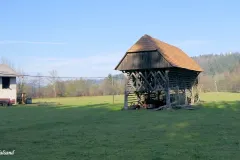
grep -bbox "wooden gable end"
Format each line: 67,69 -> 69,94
116,51 -> 172,71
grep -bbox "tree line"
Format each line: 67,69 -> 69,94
1,52 -> 240,99
0,57 -> 126,98
21,72 -> 126,98
194,52 -> 240,92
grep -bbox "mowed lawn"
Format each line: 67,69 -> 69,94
0,93 -> 240,160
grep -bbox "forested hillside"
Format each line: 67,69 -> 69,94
193,52 -> 240,76
193,52 -> 240,92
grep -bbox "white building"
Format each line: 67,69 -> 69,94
0,64 -> 17,104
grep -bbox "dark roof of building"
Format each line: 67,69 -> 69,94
115,34 -> 203,72
0,64 -> 17,77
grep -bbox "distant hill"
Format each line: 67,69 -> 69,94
192,52 -> 240,92
192,52 -> 240,76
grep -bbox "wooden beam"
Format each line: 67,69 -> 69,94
149,71 -> 157,90
128,71 -> 145,92
191,86 -> 194,105
139,72 -> 154,91
135,72 -> 143,91
154,105 -> 167,111
123,82 -> 128,109
155,72 -> 164,90
126,73 -> 136,91
130,72 -> 137,90
165,70 -> 171,108
136,92 -> 143,105
157,71 -> 166,82
176,86 -> 180,105
185,89 -> 188,105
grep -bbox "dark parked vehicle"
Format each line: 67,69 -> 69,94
17,93 -> 32,104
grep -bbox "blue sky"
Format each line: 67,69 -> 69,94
0,0 -> 240,77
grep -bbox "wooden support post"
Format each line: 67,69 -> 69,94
185,89 -> 188,105
154,71 -> 157,90
147,91 -> 150,103
176,86 -> 180,105
123,73 -> 129,110
165,70 -> 171,108
191,86 -> 194,105
124,90 -> 128,110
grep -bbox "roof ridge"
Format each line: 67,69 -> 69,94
143,34 -> 158,49
127,34 -> 158,52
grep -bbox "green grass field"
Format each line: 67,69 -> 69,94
0,92 -> 240,160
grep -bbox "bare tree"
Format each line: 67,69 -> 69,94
29,78 -> 38,98
56,80 -> 66,97
48,70 -> 59,97
17,68 -> 28,93
0,57 -> 15,69
36,73 -> 44,98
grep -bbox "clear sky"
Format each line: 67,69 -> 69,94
0,0 -> 240,77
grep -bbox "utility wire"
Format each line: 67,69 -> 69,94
0,72 -> 107,79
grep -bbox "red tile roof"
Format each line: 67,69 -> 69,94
115,34 -> 203,72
